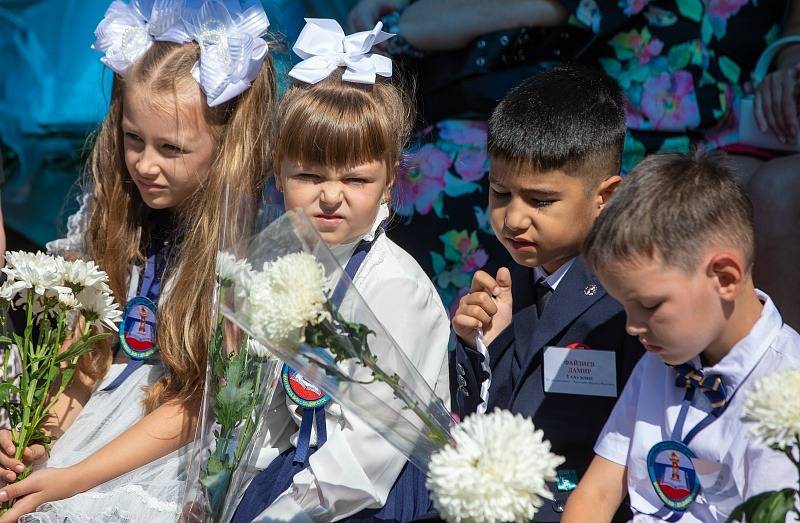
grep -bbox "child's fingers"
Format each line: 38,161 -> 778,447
0,493 -> 41,523
469,270 -> 500,294
0,472 -> 36,503
495,266 -> 512,288
459,291 -> 498,317
452,314 -> 482,333
2,469 -> 15,483
461,304 -> 493,326
0,453 -> 23,475
0,431 -> 14,456
23,445 -> 46,465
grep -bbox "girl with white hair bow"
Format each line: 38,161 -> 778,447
0,1 -> 277,521
231,17 -> 451,523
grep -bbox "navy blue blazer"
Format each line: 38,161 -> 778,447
449,258 -> 643,522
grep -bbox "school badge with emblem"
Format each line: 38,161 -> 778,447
119,296 -> 158,360
647,441 -> 701,512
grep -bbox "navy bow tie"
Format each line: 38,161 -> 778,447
674,364 -> 727,416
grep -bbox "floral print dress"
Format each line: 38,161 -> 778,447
561,0 -> 788,170
390,120 -> 509,316
389,0 -> 787,313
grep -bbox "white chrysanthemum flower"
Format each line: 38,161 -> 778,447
57,289 -> 80,311
2,251 -> 62,296
78,287 -> 122,331
215,251 -> 253,289
246,338 -> 272,358
427,409 -> 564,523
59,258 -> 110,294
744,369 -> 800,450
244,252 -> 330,345
0,280 -> 27,304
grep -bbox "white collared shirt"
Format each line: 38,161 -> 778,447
254,204 -> 451,522
595,290 -> 800,522
533,257 -> 576,291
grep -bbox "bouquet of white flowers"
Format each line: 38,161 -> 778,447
217,209 -> 564,523
181,252 -> 281,523
729,369 -> 800,523
0,251 -> 120,514
180,184 -> 285,523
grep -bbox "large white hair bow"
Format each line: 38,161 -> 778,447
175,0 -> 270,107
92,0 -> 187,75
289,18 -> 394,85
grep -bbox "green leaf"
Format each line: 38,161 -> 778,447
728,488 -> 796,523
755,489 -> 796,522
200,467 -> 233,517
676,0 -> 703,21
0,382 -> 20,402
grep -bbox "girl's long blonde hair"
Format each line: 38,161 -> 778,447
84,41 -> 276,411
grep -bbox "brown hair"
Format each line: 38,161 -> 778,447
272,69 -> 414,186
83,41 -> 276,411
582,150 -> 754,273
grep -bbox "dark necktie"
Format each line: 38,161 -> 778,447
534,277 -> 553,318
673,364 -> 727,415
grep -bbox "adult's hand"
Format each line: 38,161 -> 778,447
397,0 -> 567,53
346,0 -> 410,32
754,62 -> 800,144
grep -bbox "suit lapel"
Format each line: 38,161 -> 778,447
512,258 -> 607,398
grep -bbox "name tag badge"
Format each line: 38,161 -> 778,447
543,346 -> 617,397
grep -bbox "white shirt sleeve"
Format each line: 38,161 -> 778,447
594,354 -> 648,467
259,272 -> 451,522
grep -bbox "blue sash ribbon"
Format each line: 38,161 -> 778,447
292,231 -> 382,465
102,252 -> 163,392
649,365 -> 730,521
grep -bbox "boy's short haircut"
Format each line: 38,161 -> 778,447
583,150 -> 755,273
487,65 -> 626,184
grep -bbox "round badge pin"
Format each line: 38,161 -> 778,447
282,364 -> 331,409
119,296 -> 158,360
647,440 -> 701,512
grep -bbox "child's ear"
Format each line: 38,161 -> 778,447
706,252 -> 746,301
383,161 -> 398,203
595,175 -> 623,210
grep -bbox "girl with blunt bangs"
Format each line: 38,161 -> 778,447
0,2 -> 277,521
232,19 -> 450,523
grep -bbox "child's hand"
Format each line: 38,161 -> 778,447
452,267 -> 513,348
0,466 -> 83,522
0,430 -> 46,483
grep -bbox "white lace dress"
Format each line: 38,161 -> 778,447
17,195 -> 190,522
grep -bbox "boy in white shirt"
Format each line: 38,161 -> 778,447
563,151 -> 800,522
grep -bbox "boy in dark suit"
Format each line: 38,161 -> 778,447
450,66 -> 644,522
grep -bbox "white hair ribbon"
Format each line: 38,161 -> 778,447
289,18 -> 394,85
92,0 -> 187,75
179,0 -> 270,107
